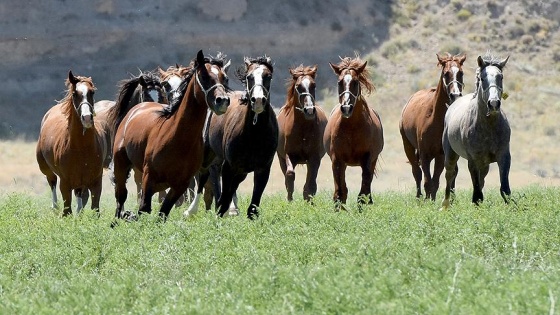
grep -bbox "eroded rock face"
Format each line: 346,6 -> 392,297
0,0 -> 391,138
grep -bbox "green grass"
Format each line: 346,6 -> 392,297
1,186 -> 559,314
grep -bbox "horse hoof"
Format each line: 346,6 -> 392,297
228,208 -> 240,216
121,210 -> 138,222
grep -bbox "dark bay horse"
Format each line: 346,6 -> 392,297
441,54 -> 510,209
277,65 -> 327,202
186,56 -> 278,219
111,50 -> 231,221
36,71 -> 107,215
323,56 -> 384,208
399,53 -> 466,200
95,71 -> 168,168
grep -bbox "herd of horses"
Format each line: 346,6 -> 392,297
35,49 -> 512,223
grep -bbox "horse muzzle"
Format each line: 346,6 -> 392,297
251,97 -> 266,114
341,104 -> 354,118
449,92 -> 462,104
486,99 -> 501,115
213,95 -> 230,115
79,103 -> 94,128
302,106 -> 316,120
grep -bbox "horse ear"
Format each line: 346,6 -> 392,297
223,59 -> 231,74
244,57 -> 251,68
477,55 -> 487,68
498,55 -> 509,69
158,67 -> 166,77
310,65 -> 318,77
329,62 -> 341,75
68,70 -> 79,86
457,54 -> 467,65
436,53 -> 444,66
357,60 -> 368,73
175,63 -> 180,69
196,50 -> 205,68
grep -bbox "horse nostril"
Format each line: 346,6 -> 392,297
250,97 -> 256,103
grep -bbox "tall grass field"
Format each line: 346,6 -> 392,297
1,186 -> 559,314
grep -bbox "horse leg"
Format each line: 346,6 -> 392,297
331,158 -> 348,209
185,169 -> 210,216
207,163 -> 221,210
279,155 -> 293,202
217,163 -> 245,217
89,176 -> 102,213
498,151 -> 512,203
134,170 -> 143,205
402,137 -> 422,198
468,161 -> 484,205
37,156 -> 59,209
440,139 -> 459,210
431,154 -> 445,201
159,187 -> 184,220
59,181 -> 73,216
247,166 -> 272,220
112,148 -> 132,221
138,171 -> 156,215
358,156 -> 374,205
74,188 -> 84,214
420,154 -> 433,201
303,157 -> 321,203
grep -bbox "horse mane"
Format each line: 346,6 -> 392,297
335,56 -> 375,95
160,64 -> 191,82
236,55 -> 274,105
284,65 -> 316,109
159,52 -> 230,118
108,71 -> 160,131
60,75 -> 95,118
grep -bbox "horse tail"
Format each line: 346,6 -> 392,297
107,77 -> 142,134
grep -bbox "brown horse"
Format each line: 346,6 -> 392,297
159,64 -> 191,103
277,65 -> 328,202
110,50 -> 231,221
36,71 -> 107,215
185,56 -> 278,219
323,56 -> 384,208
399,53 -> 466,200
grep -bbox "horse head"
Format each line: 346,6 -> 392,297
237,56 -> 274,116
437,53 -> 466,104
476,54 -> 509,116
159,64 -> 191,103
68,70 -> 96,129
329,56 -> 373,118
193,50 -> 231,115
290,65 -> 318,120
138,72 -> 168,104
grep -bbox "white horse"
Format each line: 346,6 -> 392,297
441,54 -> 510,209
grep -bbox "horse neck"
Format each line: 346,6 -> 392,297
433,70 -> 450,116
65,100 -> 96,142
169,80 -> 208,135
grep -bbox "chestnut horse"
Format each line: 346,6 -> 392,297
186,56 -> 278,219
277,65 -> 327,202
111,50 -> 231,221
324,56 -> 384,208
95,71 -> 168,168
399,53 -> 466,200
36,71 -> 107,215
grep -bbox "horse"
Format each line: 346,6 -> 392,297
440,54 -> 511,210
185,56 -> 278,219
95,71 -> 168,168
276,64 -> 328,202
323,56 -> 384,209
399,53 -> 466,200
110,50 -> 231,221
36,71 -> 107,216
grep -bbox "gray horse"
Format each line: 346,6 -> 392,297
441,54 -> 510,209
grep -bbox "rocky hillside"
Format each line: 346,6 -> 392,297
0,0 -> 392,138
